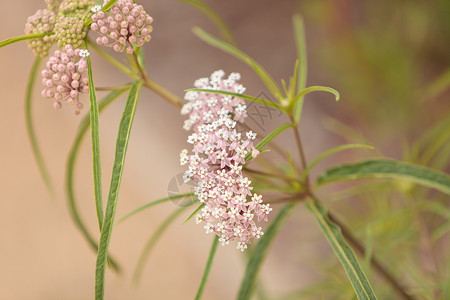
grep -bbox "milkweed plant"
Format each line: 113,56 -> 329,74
2,0 -> 449,299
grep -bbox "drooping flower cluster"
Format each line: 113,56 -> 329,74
41,45 -> 89,115
24,9 -> 56,57
90,0 -> 153,54
180,70 -> 271,251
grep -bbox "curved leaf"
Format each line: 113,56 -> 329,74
305,198 -> 377,299
133,207 -> 186,284
95,81 -> 143,300
245,123 -> 295,161
175,0 -> 236,46
237,203 -> 297,300
301,144 -> 374,181
186,88 -> 285,112
87,56 -> 104,231
116,193 -> 195,225
195,235 -> 219,300
316,159 -> 450,195
192,27 -> 284,101
291,85 -> 340,117
25,57 -> 54,196
65,89 -> 126,273
0,33 -> 48,48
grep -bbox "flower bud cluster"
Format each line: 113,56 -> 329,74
41,45 -> 90,115
45,0 -> 63,11
24,9 -> 56,57
53,0 -> 95,49
91,0 -> 153,54
180,70 -> 271,251
53,16 -> 87,49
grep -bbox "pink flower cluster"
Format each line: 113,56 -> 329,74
24,9 -> 56,57
41,45 -> 90,115
180,70 -> 271,251
91,0 -> 153,54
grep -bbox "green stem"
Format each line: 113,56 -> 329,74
289,115 -> 310,188
130,51 -> 185,108
0,33 -> 48,48
88,39 -> 138,80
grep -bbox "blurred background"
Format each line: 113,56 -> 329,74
0,0 -> 449,299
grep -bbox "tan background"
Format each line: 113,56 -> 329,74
1,0 -> 448,299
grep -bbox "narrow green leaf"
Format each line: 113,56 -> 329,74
25,57 -> 54,196
116,193 -> 195,225
192,27 -> 284,101
95,81 -> 143,300
195,235 -> 219,300
245,123 -> 294,161
316,159 -> 450,195
0,33 -> 48,48
292,14 -> 307,123
237,203 -> 297,300
184,203 -> 205,224
289,60 -> 300,101
305,198 -> 377,299
133,207 -> 186,284
291,85 -> 340,119
87,56 -> 104,231
66,89 -> 126,273
101,0 -> 119,12
186,88 -> 285,111
301,144 -> 374,181
175,0 -> 237,46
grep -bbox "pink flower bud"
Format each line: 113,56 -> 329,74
91,23 -> 99,31
71,80 -> 79,89
45,79 -> 54,88
56,85 -> 65,93
41,70 -> 50,78
67,62 -> 75,71
52,73 -> 61,81
70,90 -> 78,98
57,64 -> 65,73
72,73 -> 80,80
53,101 -> 62,109
129,25 -> 137,33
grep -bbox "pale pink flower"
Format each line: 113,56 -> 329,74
24,9 -> 56,57
41,45 -> 89,115
90,0 -> 153,54
180,70 -> 268,250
